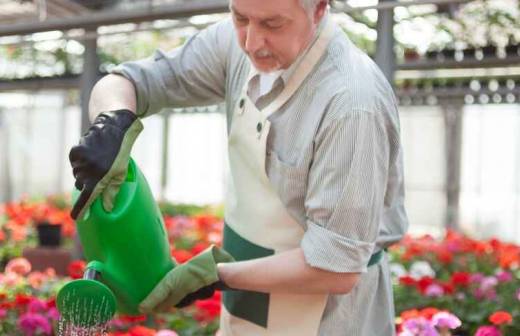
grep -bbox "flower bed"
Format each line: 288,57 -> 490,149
391,231 -> 520,335
1,197 -> 519,335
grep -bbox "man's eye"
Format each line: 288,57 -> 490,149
235,16 -> 248,24
265,21 -> 283,29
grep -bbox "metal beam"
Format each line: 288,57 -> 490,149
161,112 -> 170,200
80,28 -> 99,134
374,0 -> 396,83
442,99 -> 464,230
398,55 -> 520,71
0,0 -> 229,37
0,75 -> 81,91
397,86 -> 520,100
332,0 -> 472,12
51,0 -> 90,14
0,108 -> 13,202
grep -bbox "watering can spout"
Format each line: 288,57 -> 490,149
83,260 -> 104,280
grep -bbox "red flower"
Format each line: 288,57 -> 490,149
67,260 -> 86,279
440,281 -> 455,295
15,294 -> 33,307
195,291 -> 221,322
118,314 -> 147,323
171,249 -> 193,264
0,301 -> 15,309
489,311 -> 513,325
417,276 -> 435,294
398,275 -> 416,287
191,242 -> 209,255
436,249 -> 453,264
451,272 -> 471,287
400,309 -> 420,321
419,307 -> 440,320
128,325 -> 156,336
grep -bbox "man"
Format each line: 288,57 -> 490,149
69,0 -> 408,335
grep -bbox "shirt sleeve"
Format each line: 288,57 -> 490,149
301,98 -> 390,273
110,19 -> 233,117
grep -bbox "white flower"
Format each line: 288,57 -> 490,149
409,261 -> 436,279
390,263 -> 407,279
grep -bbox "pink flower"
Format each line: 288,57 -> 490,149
28,298 -> 47,313
399,317 -> 439,336
46,307 -> 60,321
495,271 -> 513,283
475,287 -> 497,300
475,325 -> 501,336
2,272 -> 22,287
425,284 -> 444,297
480,276 -> 498,291
156,330 -> 179,336
432,311 -> 461,330
18,312 -> 52,336
516,288 -> 520,301
27,271 -> 46,289
0,308 -> 7,319
6,257 -> 31,275
470,273 -> 484,284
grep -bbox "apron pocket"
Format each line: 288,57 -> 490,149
223,223 -> 274,328
266,151 -> 308,220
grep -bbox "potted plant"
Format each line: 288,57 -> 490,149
505,43 -> 519,57
404,48 -> 420,62
482,44 -> 497,58
463,46 -> 476,60
35,221 -> 62,247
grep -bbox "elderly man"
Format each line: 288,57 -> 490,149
69,0 -> 408,335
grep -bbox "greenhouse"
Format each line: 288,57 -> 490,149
0,0 -> 519,335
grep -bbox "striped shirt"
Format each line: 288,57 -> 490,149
112,15 -> 408,336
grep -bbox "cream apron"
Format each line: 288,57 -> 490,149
220,19 -> 336,336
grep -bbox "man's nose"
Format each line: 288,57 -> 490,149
245,24 -> 265,54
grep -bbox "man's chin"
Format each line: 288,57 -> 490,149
250,59 -> 282,74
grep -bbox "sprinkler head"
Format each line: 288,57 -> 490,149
56,263 -> 117,328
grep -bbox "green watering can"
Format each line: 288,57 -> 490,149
56,159 -> 175,328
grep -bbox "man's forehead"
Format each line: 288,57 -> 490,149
230,0 -> 300,19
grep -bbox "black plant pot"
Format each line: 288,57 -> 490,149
505,44 -> 519,56
425,50 -> 438,60
463,48 -> 476,59
36,222 -> 62,247
482,45 -> 497,57
441,48 -> 456,59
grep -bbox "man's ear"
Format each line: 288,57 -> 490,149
314,0 -> 328,24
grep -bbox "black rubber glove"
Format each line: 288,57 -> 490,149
69,109 -> 143,220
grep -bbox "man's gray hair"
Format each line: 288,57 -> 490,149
299,0 -> 324,12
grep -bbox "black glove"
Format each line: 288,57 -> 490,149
69,109 -> 143,220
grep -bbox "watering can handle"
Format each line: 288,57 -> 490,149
72,181 -> 97,220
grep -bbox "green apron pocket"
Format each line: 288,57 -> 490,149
223,223 -> 274,328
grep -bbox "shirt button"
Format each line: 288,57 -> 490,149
239,99 -> 245,108
256,122 -> 262,133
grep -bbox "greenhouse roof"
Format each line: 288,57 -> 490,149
0,0 -> 479,37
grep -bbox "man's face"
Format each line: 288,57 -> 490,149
230,0 -> 323,73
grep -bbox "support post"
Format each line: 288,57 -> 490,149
442,99 -> 464,230
80,28 -> 99,134
0,109 -> 12,202
161,111 -> 171,200
374,0 -> 396,83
